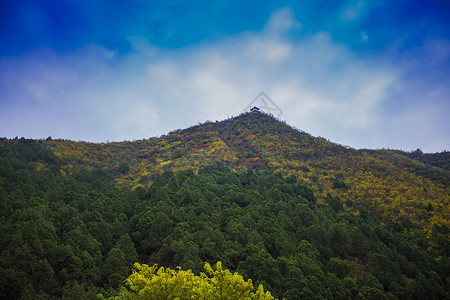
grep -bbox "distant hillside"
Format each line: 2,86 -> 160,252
392,148 -> 450,171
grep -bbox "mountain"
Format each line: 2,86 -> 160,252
0,111 -> 449,299
44,111 -> 449,248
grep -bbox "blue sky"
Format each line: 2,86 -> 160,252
1,0 -> 449,152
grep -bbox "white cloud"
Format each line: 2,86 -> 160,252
264,8 -> 302,35
341,1 -> 365,21
361,31 -> 368,42
1,8 -> 447,152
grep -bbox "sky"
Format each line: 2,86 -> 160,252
1,0 -> 449,153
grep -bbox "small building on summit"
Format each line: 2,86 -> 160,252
250,106 -> 260,112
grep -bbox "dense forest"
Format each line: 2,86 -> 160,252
44,112 -> 449,253
1,112 -> 449,299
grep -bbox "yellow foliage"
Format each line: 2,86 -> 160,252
34,162 -> 48,171
109,262 -> 275,300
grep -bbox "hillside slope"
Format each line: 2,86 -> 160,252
43,112 -> 449,253
0,141 -> 448,299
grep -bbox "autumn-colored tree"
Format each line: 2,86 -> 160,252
106,261 -> 275,300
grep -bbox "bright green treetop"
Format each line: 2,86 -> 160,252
107,261 -> 275,300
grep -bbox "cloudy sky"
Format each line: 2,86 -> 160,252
1,0 -> 449,152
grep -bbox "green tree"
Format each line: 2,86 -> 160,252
102,248 -> 129,287
115,234 -> 138,266
328,258 -> 351,279
118,163 -> 130,174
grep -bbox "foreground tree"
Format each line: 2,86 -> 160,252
104,261 -> 275,300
